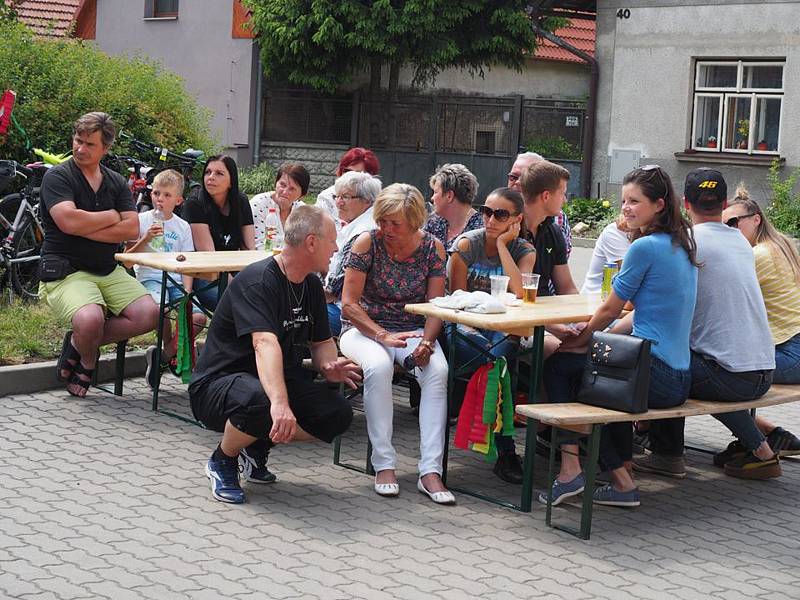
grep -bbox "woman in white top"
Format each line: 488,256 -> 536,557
315,148 -> 380,222
580,214 -> 631,294
249,162 -> 309,250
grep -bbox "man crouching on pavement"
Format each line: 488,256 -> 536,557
190,205 -> 358,504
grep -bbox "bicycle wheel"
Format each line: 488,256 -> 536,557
10,216 -> 43,300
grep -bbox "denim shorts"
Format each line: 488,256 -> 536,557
141,279 -> 203,314
774,331 -> 800,384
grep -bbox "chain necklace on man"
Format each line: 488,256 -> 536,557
277,255 -> 306,315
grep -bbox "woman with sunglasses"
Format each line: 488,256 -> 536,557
542,165 -> 699,507
721,185 -> 800,455
448,187 -> 536,482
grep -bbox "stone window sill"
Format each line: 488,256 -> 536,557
674,151 -> 783,167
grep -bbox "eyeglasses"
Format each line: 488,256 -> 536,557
506,173 -> 520,184
640,164 -> 670,199
333,194 -> 361,202
477,205 -> 516,222
725,214 -> 756,228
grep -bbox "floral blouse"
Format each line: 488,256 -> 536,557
423,211 -> 484,250
343,230 -> 445,332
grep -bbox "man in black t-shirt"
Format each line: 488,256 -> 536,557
190,205 -> 359,504
520,163 -> 584,352
39,112 -> 158,398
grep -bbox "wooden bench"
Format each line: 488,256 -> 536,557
515,384 -> 800,539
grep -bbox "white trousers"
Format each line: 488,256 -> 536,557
339,328 -> 449,476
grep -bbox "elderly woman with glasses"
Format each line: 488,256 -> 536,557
449,187 -> 536,483
315,147 -> 381,223
323,171 -> 382,336
424,163 -> 483,249
340,183 -> 454,505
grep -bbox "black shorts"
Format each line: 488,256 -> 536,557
189,368 -> 353,442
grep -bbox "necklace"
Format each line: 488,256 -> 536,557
277,256 -> 306,314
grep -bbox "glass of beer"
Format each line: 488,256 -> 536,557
522,273 -> 540,304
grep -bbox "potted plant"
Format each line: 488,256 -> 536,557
736,119 -> 750,149
757,140 -> 769,151
707,135 -> 717,148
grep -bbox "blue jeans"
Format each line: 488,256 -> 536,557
650,352 -> 772,455
194,278 -> 220,311
454,326 -> 518,454
603,356 -> 691,470
327,302 -> 342,338
774,332 -> 800,384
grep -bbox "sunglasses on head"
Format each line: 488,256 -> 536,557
639,164 -> 670,198
725,213 -> 756,228
477,205 -> 516,222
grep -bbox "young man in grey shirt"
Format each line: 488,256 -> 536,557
634,168 -> 780,480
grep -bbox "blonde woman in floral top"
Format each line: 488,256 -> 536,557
340,183 -> 454,505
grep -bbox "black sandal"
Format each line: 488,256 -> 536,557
67,363 -> 93,397
56,331 -> 82,382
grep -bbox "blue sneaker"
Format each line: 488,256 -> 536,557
239,441 -> 277,484
205,455 -> 245,504
538,472 -> 586,506
592,484 -> 640,507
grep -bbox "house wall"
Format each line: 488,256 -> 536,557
337,57 -> 591,100
594,0 -> 800,204
94,0 -> 256,163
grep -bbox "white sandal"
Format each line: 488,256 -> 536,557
417,478 -> 456,505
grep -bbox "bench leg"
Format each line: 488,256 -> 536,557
520,417 -> 538,512
579,424 -> 602,540
545,427 -> 560,526
114,340 -> 126,396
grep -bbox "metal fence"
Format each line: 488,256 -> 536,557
263,89 -> 586,200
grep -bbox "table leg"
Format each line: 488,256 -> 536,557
442,321 -> 457,484
151,271 -> 168,412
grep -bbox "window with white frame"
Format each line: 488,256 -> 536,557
691,60 -> 784,154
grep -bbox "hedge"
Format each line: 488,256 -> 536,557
0,18 -> 217,164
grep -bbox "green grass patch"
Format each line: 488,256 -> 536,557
0,300 -> 156,366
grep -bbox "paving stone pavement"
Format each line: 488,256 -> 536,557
2,374 -> 800,600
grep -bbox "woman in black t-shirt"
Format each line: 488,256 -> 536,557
183,155 -> 255,309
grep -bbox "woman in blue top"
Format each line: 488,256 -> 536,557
542,165 -> 699,508
449,187 -> 536,483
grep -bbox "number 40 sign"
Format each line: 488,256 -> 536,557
617,8 -> 630,19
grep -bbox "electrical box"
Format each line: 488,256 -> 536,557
609,149 -> 642,184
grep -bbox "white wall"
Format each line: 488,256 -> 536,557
594,0 -> 800,203
94,0 -> 256,155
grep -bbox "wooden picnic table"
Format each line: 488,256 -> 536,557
115,250 -> 272,418
404,293 -> 604,511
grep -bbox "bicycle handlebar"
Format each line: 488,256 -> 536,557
118,131 -> 203,167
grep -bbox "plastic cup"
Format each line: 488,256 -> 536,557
521,273 -> 540,303
489,274 -> 510,297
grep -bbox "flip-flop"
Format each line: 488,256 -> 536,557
56,331 -> 82,382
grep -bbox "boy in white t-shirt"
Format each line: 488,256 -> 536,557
125,169 -> 206,387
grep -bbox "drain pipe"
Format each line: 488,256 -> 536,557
531,22 -> 598,199
252,47 -> 264,165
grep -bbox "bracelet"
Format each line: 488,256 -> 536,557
419,339 -> 434,351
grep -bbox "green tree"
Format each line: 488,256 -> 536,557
0,19 -> 217,163
244,0 -> 545,95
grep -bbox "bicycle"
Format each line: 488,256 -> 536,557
0,159 -> 46,301
115,131 -> 204,212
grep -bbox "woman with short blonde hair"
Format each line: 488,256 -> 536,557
340,183 -> 454,505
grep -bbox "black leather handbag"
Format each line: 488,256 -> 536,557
576,331 -> 651,414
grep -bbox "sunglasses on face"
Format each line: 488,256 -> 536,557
725,213 -> 756,228
507,173 -> 520,184
477,205 -> 517,222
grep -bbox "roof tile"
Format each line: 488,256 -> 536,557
534,16 -> 596,64
11,0 -> 82,38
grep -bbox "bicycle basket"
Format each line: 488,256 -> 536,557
0,160 -> 16,194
